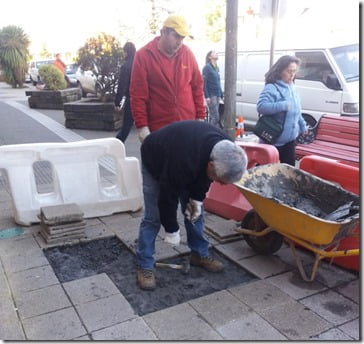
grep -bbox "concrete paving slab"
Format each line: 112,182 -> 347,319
311,327 -> 354,340
39,203 -> 84,224
216,310 -> 287,340
0,249 -> 49,274
306,260 -> 358,288
266,270 -> 327,300
143,303 -> 223,340
22,307 -> 87,340
75,293 -> 136,332
274,244 -> 314,267
335,279 -> 359,304
214,240 -> 256,261
258,300 -> 331,340
99,212 -> 136,226
154,239 -> 183,261
91,317 -> 158,340
8,265 -> 59,296
63,273 -> 120,305
237,254 -> 293,279
0,294 -> 25,340
338,318 -> 360,340
299,289 -> 360,326
229,280 -> 296,311
14,284 -> 71,319
189,290 -> 251,326
0,235 -> 40,257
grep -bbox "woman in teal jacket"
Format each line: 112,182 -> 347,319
257,55 -> 308,165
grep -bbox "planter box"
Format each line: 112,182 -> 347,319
64,98 -> 121,131
25,88 -> 82,109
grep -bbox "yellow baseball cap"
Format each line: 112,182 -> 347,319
163,15 -> 193,38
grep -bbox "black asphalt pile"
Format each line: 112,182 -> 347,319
44,236 -> 256,315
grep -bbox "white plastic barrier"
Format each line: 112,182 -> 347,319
0,138 -> 143,226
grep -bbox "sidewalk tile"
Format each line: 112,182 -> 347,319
63,273 -> 120,305
338,318 -> 360,340
216,311 -> 287,340
229,280 -> 295,311
1,250 -> 49,274
308,260 -> 358,288
14,284 -> 71,319
91,317 -> 157,340
0,235 -> 40,257
334,279 -> 359,304
299,289 -> 359,326
214,240 -> 256,261
311,328 -> 354,340
22,307 -> 86,340
8,265 -> 59,295
0,295 -> 25,340
266,270 -> 327,299
143,303 -> 223,340
258,301 -> 331,340
236,254 -> 292,279
75,293 -> 136,332
189,290 -> 251,326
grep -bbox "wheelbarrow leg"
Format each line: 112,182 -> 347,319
287,239 -> 324,282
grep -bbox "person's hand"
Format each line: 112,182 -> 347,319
185,199 -> 203,223
137,126 -> 150,142
206,97 -> 211,105
114,105 -> 121,112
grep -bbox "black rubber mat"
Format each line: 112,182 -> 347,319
44,236 -> 256,316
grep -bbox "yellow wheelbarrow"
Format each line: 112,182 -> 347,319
234,163 -> 360,281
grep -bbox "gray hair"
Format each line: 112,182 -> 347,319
210,140 -> 247,183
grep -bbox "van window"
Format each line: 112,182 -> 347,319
330,44 -> 359,82
245,54 -> 270,81
295,51 -> 334,86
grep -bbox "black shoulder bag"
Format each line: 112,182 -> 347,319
253,84 -> 287,144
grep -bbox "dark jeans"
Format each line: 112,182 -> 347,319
276,140 -> 296,166
116,98 -> 134,143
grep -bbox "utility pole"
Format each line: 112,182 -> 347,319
269,0 -> 280,67
223,0 -> 238,140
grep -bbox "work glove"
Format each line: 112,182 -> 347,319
137,126 -> 150,142
164,229 -> 181,246
185,198 -> 203,223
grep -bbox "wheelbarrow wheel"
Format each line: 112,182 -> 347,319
241,209 -> 283,255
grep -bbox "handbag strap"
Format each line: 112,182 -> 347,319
272,83 -> 287,123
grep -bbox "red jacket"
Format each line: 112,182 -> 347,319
130,37 -> 205,131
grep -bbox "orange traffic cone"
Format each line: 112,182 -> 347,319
236,116 -> 245,138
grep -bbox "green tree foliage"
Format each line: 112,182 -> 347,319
38,64 -> 67,90
0,25 -> 30,88
206,0 -> 226,43
76,33 -> 124,102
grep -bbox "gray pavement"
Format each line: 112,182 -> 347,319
0,82 -> 360,341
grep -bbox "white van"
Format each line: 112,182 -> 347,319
29,59 -> 55,85
217,42 -> 359,129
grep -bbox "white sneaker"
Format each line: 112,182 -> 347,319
164,230 -> 180,246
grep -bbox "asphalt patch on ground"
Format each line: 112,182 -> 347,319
44,236 -> 256,316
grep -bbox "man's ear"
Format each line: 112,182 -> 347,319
207,161 -> 215,179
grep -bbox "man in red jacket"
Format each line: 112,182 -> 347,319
130,15 -> 205,142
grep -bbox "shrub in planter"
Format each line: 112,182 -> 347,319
38,64 -> 67,90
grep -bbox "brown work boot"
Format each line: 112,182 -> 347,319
190,253 -> 224,272
136,268 -> 156,290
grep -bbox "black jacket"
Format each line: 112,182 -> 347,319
141,120 -> 230,231
114,56 -> 134,106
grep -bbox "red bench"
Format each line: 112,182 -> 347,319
299,155 -> 359,272
296,114 -> 359,167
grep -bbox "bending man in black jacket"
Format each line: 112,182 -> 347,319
136,120 -> 248,290
114,42 -> 136,142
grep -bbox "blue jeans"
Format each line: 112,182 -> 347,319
136,164 -> 210,269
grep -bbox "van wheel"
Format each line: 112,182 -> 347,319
296,114 -> 317,144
